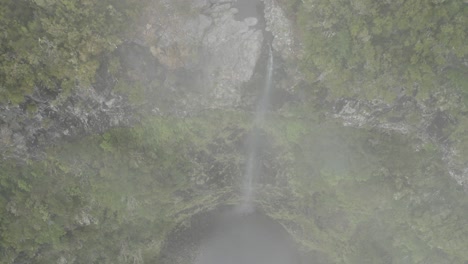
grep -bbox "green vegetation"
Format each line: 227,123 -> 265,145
263,115 -> 468,263
2,108 -> 467,263
1,0 -> 467,263
289,0 -> 467,104
0,112 -> 249,263
0,0 -> 145,104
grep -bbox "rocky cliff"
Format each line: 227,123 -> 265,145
1,0 -> 467,263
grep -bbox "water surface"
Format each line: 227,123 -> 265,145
195,212 -> 299,264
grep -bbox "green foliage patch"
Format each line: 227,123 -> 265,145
0,111 -> 250,263
261,113 -> 468,263
0,0 -> 146,104
1,108 -> 467,263
293,0 -> 467,104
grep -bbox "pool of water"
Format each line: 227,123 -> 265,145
194,211 -> 300,264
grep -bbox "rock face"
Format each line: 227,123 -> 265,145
263,0 -> 296,60
0,85 -> 134,160
329,96 -> 468,189
1,0 -> 466,190
2,2 -> 468,263
145,0 -> 264,109
0,0 -> 267,158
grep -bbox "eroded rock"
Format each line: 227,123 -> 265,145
144,0 -> 264,109
263,0 -> 295,60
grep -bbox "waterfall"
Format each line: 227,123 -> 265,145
194,46 -> 299,264
238,45 -> 274,213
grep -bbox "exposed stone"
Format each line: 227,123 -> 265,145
263,0 -> 295,59
0,0 -> 267,158
201,10 -> 263,108
0,85 -> 135,160
143,0 -> 264,109
245,17 -> 258,27
329,96 -> 468,190
75,210 -> 98,226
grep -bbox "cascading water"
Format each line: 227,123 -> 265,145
238,45 -> 274,213
193,46 -> 300,264
188,3 -> 301,263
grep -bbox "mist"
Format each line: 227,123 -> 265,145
1,0 -> 467,263
195,212 -> 299,264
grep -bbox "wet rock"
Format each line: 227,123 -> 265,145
263,0 -> 295,60
75,210 -> 98,226
0,85 -> 135,160
329,95 -> 468,189
201,7 -> 263,108
145,0 -> 263,110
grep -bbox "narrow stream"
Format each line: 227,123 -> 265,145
192,2 -> 299,264
193,43 -> 292,264
239,45 -> 274,213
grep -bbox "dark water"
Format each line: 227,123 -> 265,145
194,46 -> 291,264
194,212 -> 299,264
193,3 -> 289,263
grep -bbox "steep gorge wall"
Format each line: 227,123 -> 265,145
1,0 -> 468,263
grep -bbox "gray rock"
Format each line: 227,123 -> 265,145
330,96 -> 468,190
244,17 -> 258,27
263,0 -> 295,59
0,85 -> 135,160
200,7 -> 263,108
147,0 -> 263,109
0,0 -> 267,158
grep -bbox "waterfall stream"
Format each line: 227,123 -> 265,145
239,45 -> 274,213
193,47 -> 299,264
